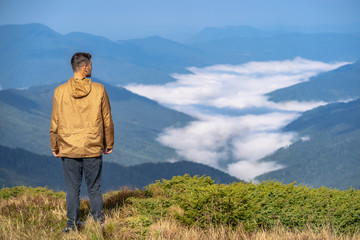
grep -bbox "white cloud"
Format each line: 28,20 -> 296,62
301,136 -> 311,142
157,112 -> 298,178
192,57 -> 345,76
269,100 -> 329,112
227,161 -> 284,181
157,115 -> 235,168
125,58 -> 349,180
127,58 -> 347,111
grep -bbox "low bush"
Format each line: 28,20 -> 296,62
133,175 -> 360,234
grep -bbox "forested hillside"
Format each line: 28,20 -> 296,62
256,99 -> 360,189
268,60 -> 360,102
0,145 -> 237,193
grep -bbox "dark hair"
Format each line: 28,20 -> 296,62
71,52 -> 92,72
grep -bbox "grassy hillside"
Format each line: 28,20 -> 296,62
0,80 -> 194,166
256,99 -> 360,189
1,175 -> 360,239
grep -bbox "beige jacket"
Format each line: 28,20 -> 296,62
50,78 -> 114,158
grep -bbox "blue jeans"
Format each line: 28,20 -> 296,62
62,156 -> 104,229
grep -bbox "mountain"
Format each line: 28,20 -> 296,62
187,25 -> 360,43
0,80 -> 194,166
255,98 -> 360,190
267,60 -> 360,102
0,145 -> 238,193
117,36 -> 210,73
186,25 -> 283,43
189,32 -> 360,64
1,23 -> 360,89
0,24 -> 195,89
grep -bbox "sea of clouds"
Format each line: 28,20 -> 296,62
125,58 -> 348,180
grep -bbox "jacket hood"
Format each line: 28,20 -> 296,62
68,77 -> 92,98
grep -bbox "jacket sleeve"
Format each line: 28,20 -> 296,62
102,88 -> 114,149
50,89 -> 59,151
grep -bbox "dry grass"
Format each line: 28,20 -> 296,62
0,188 -> 359,240
0,194 -> 66,239
147,219 -> 360,240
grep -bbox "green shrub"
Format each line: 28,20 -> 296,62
127,197 -> 174,219
140,175 -> 360,233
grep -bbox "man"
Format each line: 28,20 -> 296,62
50,52 -> 114,233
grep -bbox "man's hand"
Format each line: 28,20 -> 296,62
52,150 -> 60,158
104,148 -> 113,154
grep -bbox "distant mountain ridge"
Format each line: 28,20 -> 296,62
189,32 -> 360,65
0,79 -> 194,166
186,25 -> 283,43
0,145 -> 238,193
255,98 -> 360,190
186,25 -> 360,43
1,23 -> 360,89
0,24 -> 177,89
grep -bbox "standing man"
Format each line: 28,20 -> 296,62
50,52 -> 114,233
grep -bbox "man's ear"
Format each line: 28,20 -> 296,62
81,65 -> 88,73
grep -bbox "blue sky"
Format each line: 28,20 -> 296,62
1,0 -> 359,40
